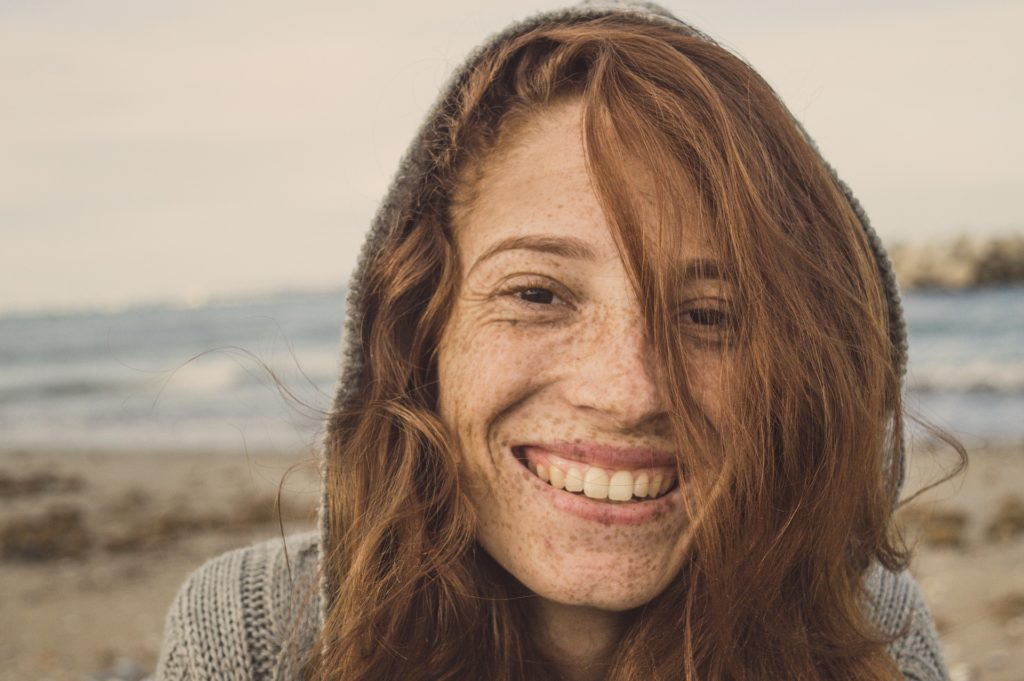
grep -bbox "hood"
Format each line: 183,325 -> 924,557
316,0 -> 909,630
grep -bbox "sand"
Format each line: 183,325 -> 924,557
0,449 -> 320,681
898,439 -> 1024,681
2,441 -> 1022,681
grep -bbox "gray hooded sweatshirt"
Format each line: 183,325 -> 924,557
154,2 -> 949,679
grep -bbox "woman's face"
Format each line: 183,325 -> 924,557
437,101 -> 727,611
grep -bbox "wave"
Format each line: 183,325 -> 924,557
0,379 -> 136,403
0,286 -> 345,322
906,359 -> 1024,395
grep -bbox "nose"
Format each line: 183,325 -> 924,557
563,307 -> 666,430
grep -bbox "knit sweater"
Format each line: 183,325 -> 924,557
156,531 -> 949,681
157,532 -> 321,681
155,1 -> 951,679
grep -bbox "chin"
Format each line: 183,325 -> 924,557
537,578 -> 671,612
464,436 -> 695,613
479,529 -> 691,612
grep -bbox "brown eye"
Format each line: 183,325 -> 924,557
686,308 -> 727,326
518,287 -> 556,305
678,301 -> 736,344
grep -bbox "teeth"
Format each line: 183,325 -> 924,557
549,465 -> 566,490
608,470 -> 634,501
565,467 -> 585,493
649,474 -> 663,499
633,471 -> 649,499
526,456 -> 676,502
583,467 -> 610,500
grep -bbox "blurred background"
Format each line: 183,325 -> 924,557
1,2 -> 1021,680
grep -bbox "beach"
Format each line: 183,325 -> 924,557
0,449 -> 320,681
0,276 -> 1019,680
2,441 -> 1022,681
898,438 -> 1024,681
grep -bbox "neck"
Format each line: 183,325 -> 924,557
532,597 -> 628,681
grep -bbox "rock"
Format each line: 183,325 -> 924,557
888,234 -> 1024,290
0,504 -> 93,561
986,496 -> 1024,542
991,592 -> 1024,623
897,506 -> 969,549
0,470 -> 84,497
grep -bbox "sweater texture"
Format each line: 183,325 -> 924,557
156,531 -> 950,681
155,1 -> 949,679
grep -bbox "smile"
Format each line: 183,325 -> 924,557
514,445 -> 679,504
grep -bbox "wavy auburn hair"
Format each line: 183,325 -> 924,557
310,15 -> 917,681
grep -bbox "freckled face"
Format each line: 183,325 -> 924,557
437,102 -> 728,610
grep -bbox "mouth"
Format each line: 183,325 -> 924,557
513,446 -> 679,504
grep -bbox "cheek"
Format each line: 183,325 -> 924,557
687,351 -> 727,429
438,320 -> 547,448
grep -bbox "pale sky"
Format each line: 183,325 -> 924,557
2,0 -> 1021,314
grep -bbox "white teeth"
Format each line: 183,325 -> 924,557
583,467 -> 610,500
649,474 -> 663,499
633,471 -> 650,499
564,467 -> 585,493
608,470 -> 634,501
526,456 -> 676,502
548,465 -> 566,490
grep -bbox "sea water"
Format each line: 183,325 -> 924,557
902,287 -> 1023,442
1,287 -> 1021,453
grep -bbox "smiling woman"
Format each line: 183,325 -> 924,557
155,3 -> 956,681
438,102 -> 716,618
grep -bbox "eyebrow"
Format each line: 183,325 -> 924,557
678,258 -> 726,282
468,235 -> 597,277
467,234 -> 728,283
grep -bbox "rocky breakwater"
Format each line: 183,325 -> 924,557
888,234 -> 1024,290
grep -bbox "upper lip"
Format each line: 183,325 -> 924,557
515,441 -> 677,469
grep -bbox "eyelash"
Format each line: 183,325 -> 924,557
514,287 -> 563,306
679,302 -> 731,328
496,280 -> 734,337
678,300 -> 736,350
504,281 -> 570,305
495,278 -> 574,321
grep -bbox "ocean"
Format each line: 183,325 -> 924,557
1,287 -> 1021,454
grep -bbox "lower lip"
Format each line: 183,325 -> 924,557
510,447 -> 683,526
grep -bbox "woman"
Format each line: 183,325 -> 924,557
156,3 -> 954,680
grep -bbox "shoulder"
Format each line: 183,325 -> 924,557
155,531 -> 320,681
862,563 -> 951,681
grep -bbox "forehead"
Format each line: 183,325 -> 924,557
453,103 -> 606,260
451,101 -> 712,269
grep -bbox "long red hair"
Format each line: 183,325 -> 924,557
310,15 -> 929,680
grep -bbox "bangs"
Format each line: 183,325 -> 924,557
576,41 -> 745,503
444,13 -> 902,533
